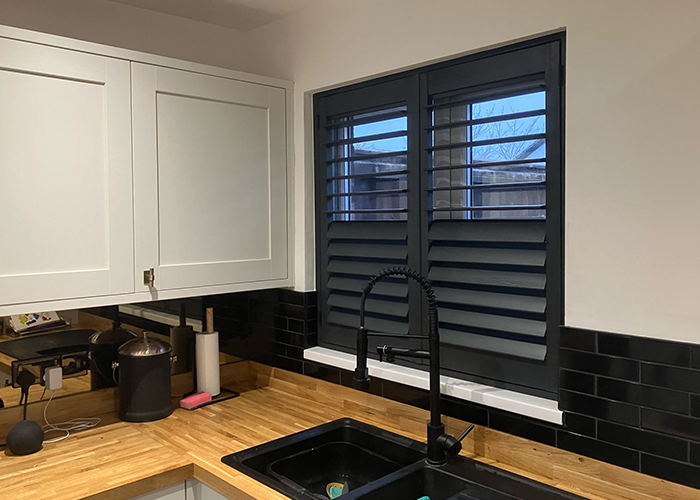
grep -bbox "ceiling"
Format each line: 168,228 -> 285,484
107,0 -> 313,32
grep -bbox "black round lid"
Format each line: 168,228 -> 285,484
90,320 -> 138,346
118,332 -> 171,357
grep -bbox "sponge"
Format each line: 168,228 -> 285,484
180,392 -> 212,410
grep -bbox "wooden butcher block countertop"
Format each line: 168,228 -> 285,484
0,362 -> 695,500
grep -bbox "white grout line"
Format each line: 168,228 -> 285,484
304,346 -> 563,425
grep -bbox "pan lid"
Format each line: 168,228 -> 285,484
118,332 -> 171,357
90,319 -> 138,346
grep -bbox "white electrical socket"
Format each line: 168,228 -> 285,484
44,365 -> 63,391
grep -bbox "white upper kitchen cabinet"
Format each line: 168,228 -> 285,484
131,63 -> 289,294
0,25 -> 292,315
0,37 -> 134,309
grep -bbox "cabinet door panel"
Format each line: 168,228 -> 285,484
0,38 -> 133,307
131,482 -> 186,500
185,479 -> 228,500
132,64 -> 287,292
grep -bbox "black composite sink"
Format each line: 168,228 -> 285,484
268,442 -> 404,496
348,457 -> 587,500
355,465 -> 470,500
222,418 -> 587,500
222,418 -> 426,500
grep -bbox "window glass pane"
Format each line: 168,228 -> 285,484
354,116 -> 407,138
327,155 -> 407,177
329,175 -> 407,194
472,91 -> 545,118
472,186 -> 545,207
469,208 -> 545,219
472,139 -> 545,163
473,115 -> 545,141
352,107 -> 406,120
327,105 -> 408,222
472,163 -> 546,184
428,89 -> 547,220
330,192 -> 407,216
350,136 -> 407,154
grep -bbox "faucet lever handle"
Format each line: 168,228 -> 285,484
437,424 -> 475,457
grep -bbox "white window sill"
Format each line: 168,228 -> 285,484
304,346 -> 563,425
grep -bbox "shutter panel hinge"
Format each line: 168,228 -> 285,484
143,268 -> 155,287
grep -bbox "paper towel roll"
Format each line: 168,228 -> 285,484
195,331 -> 220,396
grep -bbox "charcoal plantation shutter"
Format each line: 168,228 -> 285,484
315,36 -> 563,396
428,220 -> 547,360
420,41 -> 563,395
326,221 -> 409,334
315,77 -> 422,351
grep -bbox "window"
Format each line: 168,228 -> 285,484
315,35 -> 564,398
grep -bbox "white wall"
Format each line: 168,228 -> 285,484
0,0 -> 255,73
2,0 -> 699,345
244,0 -> 700,344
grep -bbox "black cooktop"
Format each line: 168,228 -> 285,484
0,329 -> 95,360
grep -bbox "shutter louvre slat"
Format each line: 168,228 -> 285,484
428,218 -> 547,359
434,286 -> 546,314
328,260 -> 405,278
440,329 -> 547,361
328,242 -> 408,260
429,266 -> 546,290
428,220 -> 545,243
428,246 -> 545,266
328,311 -> 408,335
327,294 -> 409,317
327,221 -> 407,240
440,309 -> 546,337
327,276 -> 408,298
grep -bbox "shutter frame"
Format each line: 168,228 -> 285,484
315,35 -> 564,398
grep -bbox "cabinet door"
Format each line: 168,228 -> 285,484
131,483 -> 186,500
0,38 -> 133,308
185,479 -> 228,500
132,63 -> 288,292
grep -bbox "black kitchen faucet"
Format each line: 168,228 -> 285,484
352,267 -> 473,465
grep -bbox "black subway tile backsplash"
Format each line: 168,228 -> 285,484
563,412 -> 596,437
598,333 -> 690,367
559,328 -> 596,352
691,346 -> 700,370
560,326 -> 700,490
303,360 -> 341,384
691,442 -> 700,466
441,396 -> 489,427
382,380 -> 430,410
206,289 -> 317,374
596,377 -> 689,415
641,454 -> 700,490
489,412 -> 556,446
641,409 -> 700,442
557,431 -> 640,471
597,421 -> 688,462
691,395 -> 700,418
269,354 -> 303,373
560,349 -> 639,381
560,390 -> 640,427
560,369 -> 595,394
641,363 -> 700,395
